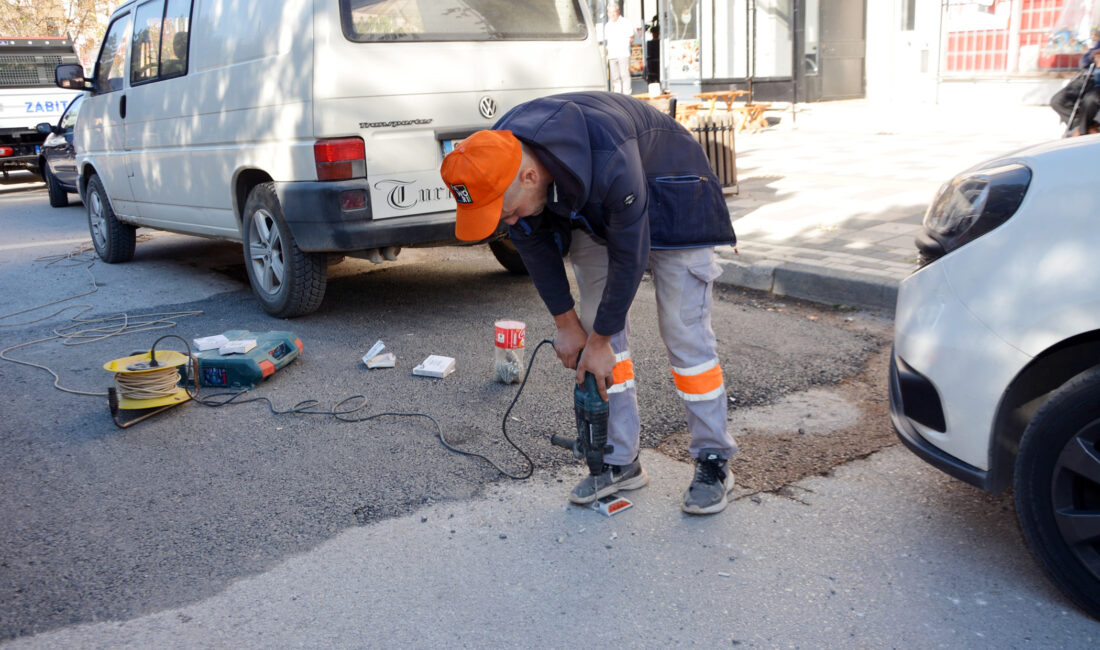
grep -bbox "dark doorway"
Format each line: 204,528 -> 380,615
816,0 -> 866,100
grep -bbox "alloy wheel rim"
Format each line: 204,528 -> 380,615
1052,418 -> 1100,580
248,209 -> 285,296
89,190 -> 106,249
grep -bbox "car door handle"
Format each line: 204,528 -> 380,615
119,95 -> 126,119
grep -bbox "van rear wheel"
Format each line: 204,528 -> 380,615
86,174 -> 135,263
242,182 -> 326,317
489,238 -> 528,275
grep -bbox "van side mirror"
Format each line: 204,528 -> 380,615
36,122 -> 58,135
56,63 -> 92,91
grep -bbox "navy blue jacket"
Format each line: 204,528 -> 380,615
494,92 -> 736,336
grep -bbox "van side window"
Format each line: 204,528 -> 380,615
94,12 -> 133,93
339,0 -> 588,41
160,0 -> 192,79
131,1 -> 165,84
130,0 -> 193,85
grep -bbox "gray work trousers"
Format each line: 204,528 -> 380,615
569,230 -> 738,465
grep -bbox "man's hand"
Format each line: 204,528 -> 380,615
552,310 -> 617,400
577,333 -> 615,401
552,310 -> 587,370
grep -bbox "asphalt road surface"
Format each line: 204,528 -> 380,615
1,178 -> 1097,646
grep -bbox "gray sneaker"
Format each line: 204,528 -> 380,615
682,451 -> 734,515
568,458 -> 649,504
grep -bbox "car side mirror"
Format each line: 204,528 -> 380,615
35,122 -> 57,135
55,63 -> 92,91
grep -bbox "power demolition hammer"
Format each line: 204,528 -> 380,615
550,371 -> 612,475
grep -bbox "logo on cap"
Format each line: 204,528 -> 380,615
450,184 -> 473,204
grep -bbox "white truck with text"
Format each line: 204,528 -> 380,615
0,36 -> 80,176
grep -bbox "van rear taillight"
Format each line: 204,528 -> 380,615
314,138 -> 365,181
0,146 -> 13,157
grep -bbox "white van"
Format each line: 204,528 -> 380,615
56,0 -> 606,317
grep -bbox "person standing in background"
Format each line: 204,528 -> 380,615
644,19 -> 661,86
1050,42 -> 1100,137
603,2 -> 635,94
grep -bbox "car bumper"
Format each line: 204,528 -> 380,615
889,350 -> 991,490
273,179 -> 459,253
0,153 -> 39,172
891,261 -> 1032,481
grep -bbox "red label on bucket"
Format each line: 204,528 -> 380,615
494,320 -> 526,349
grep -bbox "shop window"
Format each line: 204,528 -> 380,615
701,0 -> 792,81
753,0 -> 792,78
667,0 -> 701,80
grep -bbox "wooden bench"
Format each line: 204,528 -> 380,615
692,90 -> 750,116
673,102 -> 704,125
731,103 -> 771,133
630,92 -> 675,117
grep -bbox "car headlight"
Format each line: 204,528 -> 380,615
916,163 -> 1031,265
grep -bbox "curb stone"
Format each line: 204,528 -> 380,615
715,255 -> 899,312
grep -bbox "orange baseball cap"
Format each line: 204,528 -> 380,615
440,130 -> 522,241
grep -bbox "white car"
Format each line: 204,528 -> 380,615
891,136 -> 1100,619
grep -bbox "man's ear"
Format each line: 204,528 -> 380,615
518,162 -> 542,188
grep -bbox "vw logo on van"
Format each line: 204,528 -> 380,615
478,96 -> 497,120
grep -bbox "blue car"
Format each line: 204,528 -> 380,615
35,93 -> 84,208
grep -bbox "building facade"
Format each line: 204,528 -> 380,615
593,0 -> 1096,105
869,0 -> 1096,105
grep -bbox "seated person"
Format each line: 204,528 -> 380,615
1051,43 -> 1100,137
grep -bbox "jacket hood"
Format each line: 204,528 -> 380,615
495,98 -> 596,208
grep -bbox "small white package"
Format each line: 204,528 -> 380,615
362,340 -> 391,368
218,339 -> 257,355
412,355 -> 455,378
366,352 -> 396,369
193,334 -> 229,352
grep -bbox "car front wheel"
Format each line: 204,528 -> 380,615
241,182 -> 326,318
45,165 -> 69,208
86,174 -> 135,263
1015,366 -> 1100,620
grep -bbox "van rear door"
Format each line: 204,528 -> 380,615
314,0 -> 605,223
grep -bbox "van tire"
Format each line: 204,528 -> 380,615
242,182 -> 327,318
45,166 -> 69,207
86,174 -> 135,263
489,238 -> 528,275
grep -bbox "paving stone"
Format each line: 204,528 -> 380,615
716,99 -> 1055,309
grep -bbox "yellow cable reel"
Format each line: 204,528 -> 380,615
103,348 -> 196,427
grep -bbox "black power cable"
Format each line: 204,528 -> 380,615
191,338 -> 560,481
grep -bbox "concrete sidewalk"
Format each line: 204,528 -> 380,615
715,99 -> 1063,311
